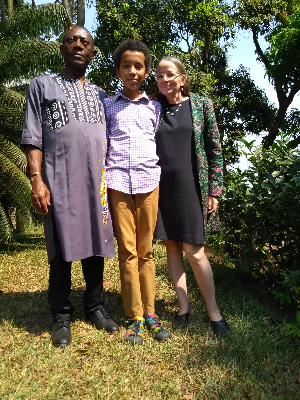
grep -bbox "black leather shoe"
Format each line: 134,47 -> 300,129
51,319 -> 72,347
210,317 -> 229,338
172,311 -> 189,329
86,305 -> 119,332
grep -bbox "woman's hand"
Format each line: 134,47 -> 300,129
208,196 -> 219,214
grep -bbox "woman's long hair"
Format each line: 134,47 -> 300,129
155,56 -> 190,104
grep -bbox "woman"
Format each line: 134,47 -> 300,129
154,56 -> 229,337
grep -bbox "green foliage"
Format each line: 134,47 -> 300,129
0,2 -> 69,242
0,138 -> 31,208
235,0 -> 300,146
266,3 -> 300,90
216,66 -> 277,165
219,133 -> 300,308
92,0 -> 278,167
0,86 -> 25,144
0,3 -> 69,42
0,4 -> 69,84
0,202 -> 11,243
92,0 -> 233,94
285,311 -> 300,337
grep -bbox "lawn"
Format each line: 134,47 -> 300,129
0,226 -> 299,399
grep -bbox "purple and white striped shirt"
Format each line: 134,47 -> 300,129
104,91 -> 161,194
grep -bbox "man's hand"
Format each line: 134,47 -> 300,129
31,175 -> 51,215
208,196 -> 219,214
30,175 -> 51,215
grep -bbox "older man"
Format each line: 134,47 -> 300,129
21,26 -> 119,347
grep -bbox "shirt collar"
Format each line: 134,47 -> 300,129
112,90 -> 150,103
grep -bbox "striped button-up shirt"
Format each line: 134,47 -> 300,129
104,91 -> 161,194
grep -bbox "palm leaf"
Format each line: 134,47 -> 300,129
0,201 -> 12,243
0,86 -> 25,143
0,134 -> 27,170
0,40 -> 64,84
0,152 -> 31,208
0,4 -> 70,42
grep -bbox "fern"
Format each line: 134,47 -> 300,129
0,86 -> 25,143
0,152 -> 31,209
0,134 -> 27,170
0,40 -> 64,84
0,202 -> 12,243
0,4 -> 70,42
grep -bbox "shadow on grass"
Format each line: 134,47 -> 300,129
0,233 -> 46,254
155,257 -> 300,398
0,288 -> 124,335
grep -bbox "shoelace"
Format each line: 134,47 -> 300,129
55,321 -> 69,330
98,305 -> 110,319
125,319 -> 144,337
145,315 -> 169,333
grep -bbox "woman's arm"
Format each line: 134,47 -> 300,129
202,98 -> 223,198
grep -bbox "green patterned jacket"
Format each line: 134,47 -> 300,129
189,93 -> 223,234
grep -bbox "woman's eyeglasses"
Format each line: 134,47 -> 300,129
155,72 -> 182,81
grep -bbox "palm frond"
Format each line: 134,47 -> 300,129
0,201 -> 12,243
0,40 -> 64,84
0,86 -> 25,142
0,134 -> 27,170
0,152 -> 31,209
0,4 -> 70,42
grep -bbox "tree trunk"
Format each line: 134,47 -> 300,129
77,0 -> 85,27
62,0 -> 73,27
0,0 -> 5,23
7,0 -> 13,19
202,34 -> 210,71
263,81 -> 300,148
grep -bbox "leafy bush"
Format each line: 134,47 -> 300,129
217,133 -> 300,309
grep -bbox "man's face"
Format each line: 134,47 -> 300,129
60,27 -> 96,71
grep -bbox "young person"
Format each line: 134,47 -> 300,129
104,39 -> 171,345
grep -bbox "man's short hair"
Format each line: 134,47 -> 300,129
62,26 -> 94,50
113,39 -> 152,70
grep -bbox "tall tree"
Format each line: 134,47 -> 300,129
235,0 -> 300,147
92,0 -> 276,169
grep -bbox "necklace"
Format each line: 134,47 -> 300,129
166,102 -> 182,115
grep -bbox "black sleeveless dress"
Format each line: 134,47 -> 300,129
154,99 -> 205,244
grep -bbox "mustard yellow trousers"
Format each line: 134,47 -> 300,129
108,187 -> 159,317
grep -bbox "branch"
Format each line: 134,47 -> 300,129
287,134 -> 300,149
252,26 -> 270,69
263,81 -> 300,148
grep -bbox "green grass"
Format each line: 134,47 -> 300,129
0,226 -> 299,399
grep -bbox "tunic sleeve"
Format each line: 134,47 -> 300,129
21,77 -> 44,151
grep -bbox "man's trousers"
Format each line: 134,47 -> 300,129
48,216 -> 104,315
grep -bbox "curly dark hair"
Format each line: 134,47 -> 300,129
113,39 -> 152,70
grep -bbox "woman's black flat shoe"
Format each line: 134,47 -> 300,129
210,317 -> 229,338
172,311 -> 189,329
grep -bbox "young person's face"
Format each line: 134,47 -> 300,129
116,51 -> 149,98
156,60 -> 186,100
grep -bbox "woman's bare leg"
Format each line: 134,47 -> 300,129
183,242 -> 222,321
164,240 -> 189,315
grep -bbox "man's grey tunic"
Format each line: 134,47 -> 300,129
21,73 -> 115,263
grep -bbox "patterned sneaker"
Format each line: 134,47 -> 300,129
124,317 -> 145,345
144,314 -> 172,341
